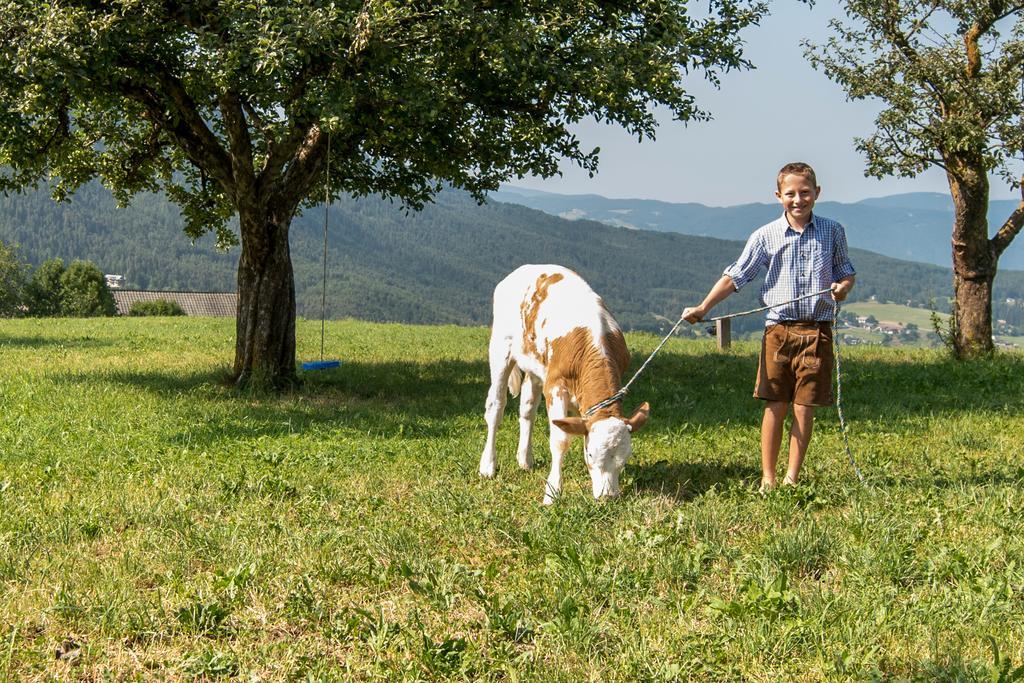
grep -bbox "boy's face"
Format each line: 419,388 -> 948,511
775,173 -> 820,227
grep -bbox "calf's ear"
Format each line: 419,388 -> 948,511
552,417 -> 588,436
625,402 -> 650,433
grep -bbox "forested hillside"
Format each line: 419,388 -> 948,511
3,182 -> 1024,332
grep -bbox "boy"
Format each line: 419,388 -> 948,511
682,162 -> 856,491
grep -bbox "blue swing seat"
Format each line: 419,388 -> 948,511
301,360 -> 341,371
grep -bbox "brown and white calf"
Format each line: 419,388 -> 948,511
479,264 -> 649,504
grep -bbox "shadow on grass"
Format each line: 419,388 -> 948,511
43,347 -> 1024,454
47,358 -> 493,446
628,458 -> 760,502
636,348 -> 1024,427
873,467 -> 1024,490
0,335 -> 115,350
51,367 -> 235,395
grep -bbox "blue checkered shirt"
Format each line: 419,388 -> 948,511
724,214 -> 856,325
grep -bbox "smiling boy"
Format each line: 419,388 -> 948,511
682,162 -> 856,490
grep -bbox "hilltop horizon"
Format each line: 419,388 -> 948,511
492,185 -> 1024,271
499,185 -> 967,210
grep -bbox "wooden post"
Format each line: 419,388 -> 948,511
716,318 -> 731,350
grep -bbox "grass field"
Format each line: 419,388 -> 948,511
842,302 -> 948,328
2,317 -> 1024,680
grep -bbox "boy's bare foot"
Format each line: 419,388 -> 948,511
782,475 -> 798,486
759,478 -> 777,494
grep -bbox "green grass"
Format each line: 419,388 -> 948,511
2,316 -> 1024,680
843,302 -> 948,327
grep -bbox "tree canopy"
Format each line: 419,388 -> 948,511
0,0 -> 769,385
806,0 -> 1024,356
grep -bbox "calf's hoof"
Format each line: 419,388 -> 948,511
542,486 -> 559,506
479,460 -> 497,478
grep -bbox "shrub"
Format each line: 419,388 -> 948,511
24,257 -> 64,316
0,240 -> 28,316
59,260 -> 116,317
129,299 -> 185,317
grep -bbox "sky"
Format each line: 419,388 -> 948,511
510,3 -> 1021,207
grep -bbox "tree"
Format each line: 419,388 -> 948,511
24,258 -> 65,316
0,0 -> 767,388
60,260 -> 116,317
806,1 -> 1024,358
0,240 -> 27,316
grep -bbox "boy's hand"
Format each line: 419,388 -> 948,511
831,282 -> 850,302
682,306 -> 705,323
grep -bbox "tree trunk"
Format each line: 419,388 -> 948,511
234,206 -> 298,389
948,165 -> 996,358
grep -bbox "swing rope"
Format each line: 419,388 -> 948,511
319,132 -> 330,362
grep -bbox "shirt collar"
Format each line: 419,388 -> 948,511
777,213 -> 816,234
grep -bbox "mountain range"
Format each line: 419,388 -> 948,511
493,186 -> 1024,271
2,182 -> 1024,334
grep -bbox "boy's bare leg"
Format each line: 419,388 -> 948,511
760,401 -> 789,490
784,404 -> 815,485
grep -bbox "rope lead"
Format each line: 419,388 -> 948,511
582,288 -> 864,485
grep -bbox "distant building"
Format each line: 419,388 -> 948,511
111,290 -> 237,317
105,274 -> 126,289
878,322 -> 905,334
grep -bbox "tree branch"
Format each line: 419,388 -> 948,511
278,123 -> 328,213
218,90 -> 257,203
991,182 -> 1024,257
879,126 -> 949,171
877,6 -> 949,109
255,59 -> 333,197
116,64 -> 234,193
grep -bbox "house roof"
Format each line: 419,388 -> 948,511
112,290 -> 237,317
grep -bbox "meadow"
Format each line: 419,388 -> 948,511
1,316 -> 1023,680
840,302 -> 948,329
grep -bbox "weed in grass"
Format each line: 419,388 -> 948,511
474,588 -> 536,644
284,574 -> 330,624
179,648 -> 239,679
327,606 -> 402,651
708,573 -> 799,620
539,592 -> 610,655
663,541 -> 713,591
414,628 -> 471,678
174,593 -> 231,636
51,583 -> 85,621
763,522 -> 835,579
212,562 -> 257,602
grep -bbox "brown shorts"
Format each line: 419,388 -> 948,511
754,322 -> 834,406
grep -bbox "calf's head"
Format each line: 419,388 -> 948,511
553,402 -> 650,499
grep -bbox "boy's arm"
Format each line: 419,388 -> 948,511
682,275 -> 736,323
831,275 -> 855,302
831,223 -> 856,302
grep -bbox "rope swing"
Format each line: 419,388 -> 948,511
301,130 -> 342,372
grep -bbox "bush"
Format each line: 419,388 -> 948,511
129,299 -> 185,317
24,257 -> 65,316
0,240 -> 28,316
59,260 -> 116,317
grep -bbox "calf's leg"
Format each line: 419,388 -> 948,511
516,374 -> 542,470
479,340 -> 514,478
543,387 -> 573,505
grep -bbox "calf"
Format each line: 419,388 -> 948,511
479,264 -> 649,504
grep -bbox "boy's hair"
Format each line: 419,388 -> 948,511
777,162 -> 817,190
